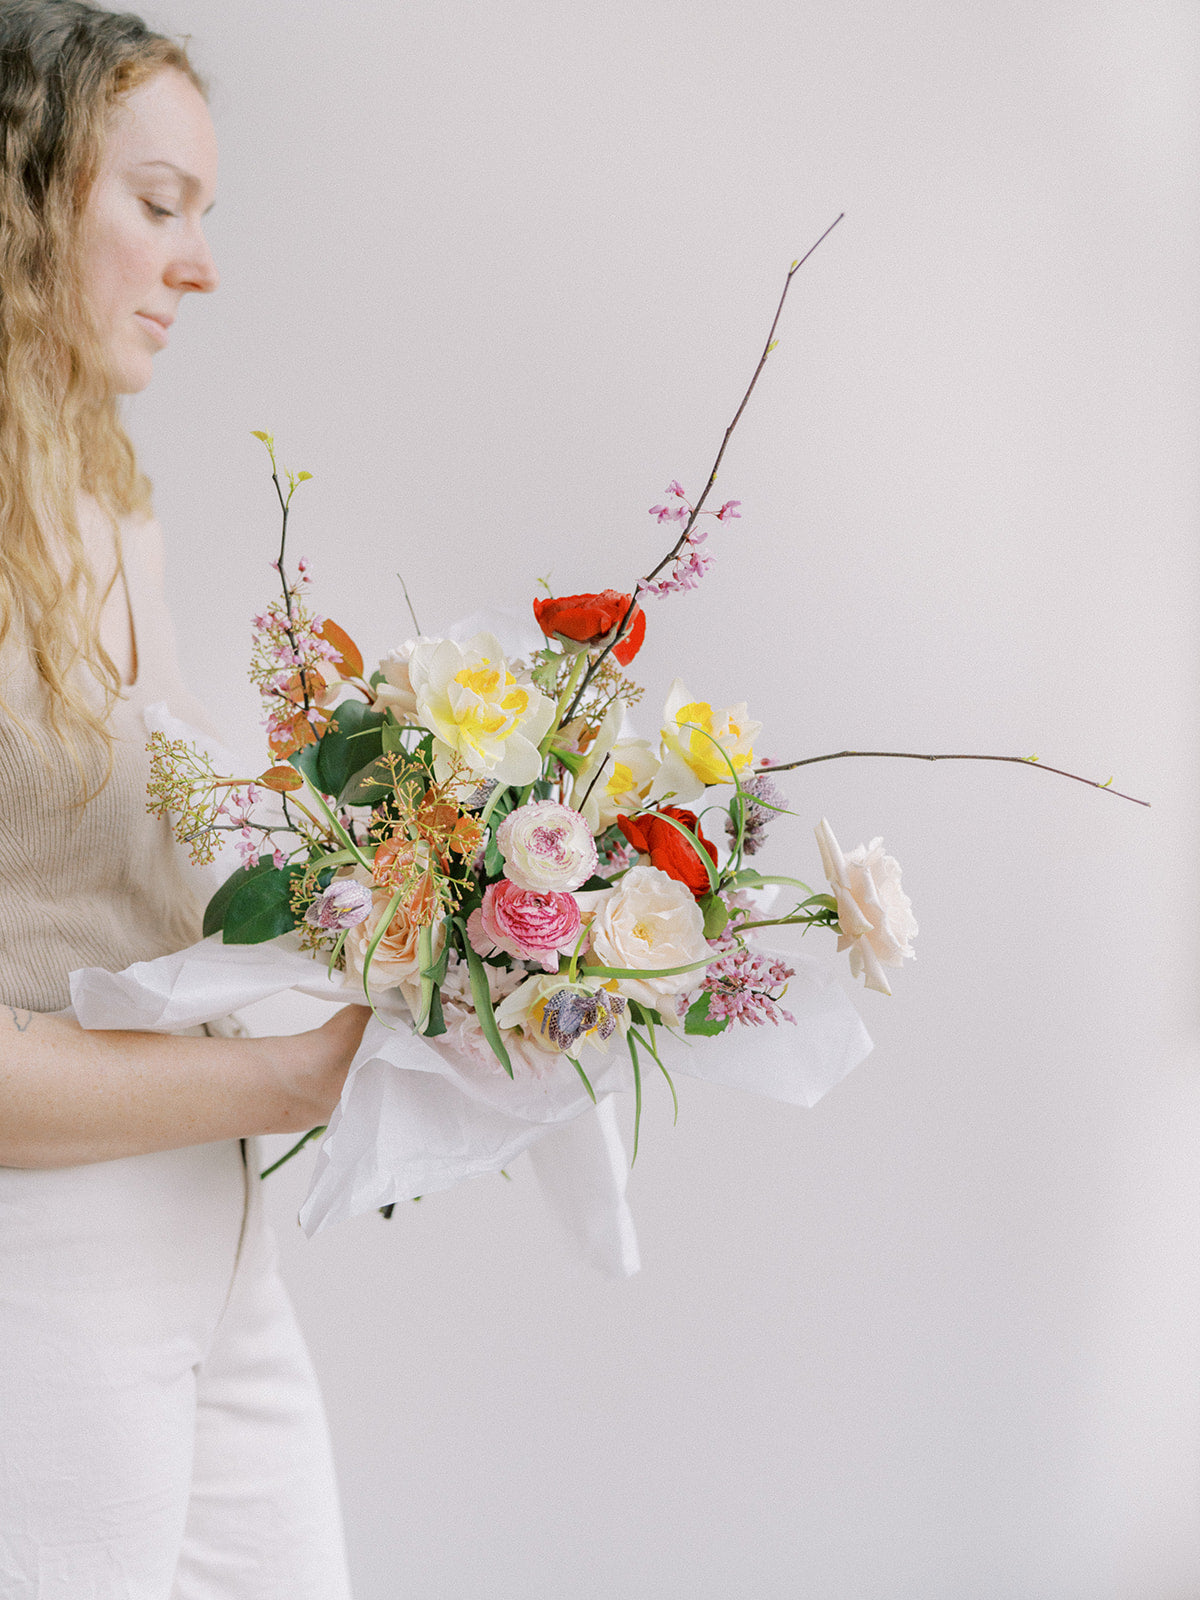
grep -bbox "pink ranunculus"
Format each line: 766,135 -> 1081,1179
466,880 -> 582,972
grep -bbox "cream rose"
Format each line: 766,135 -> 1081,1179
815,817 -> 917,995
582,864 -> 711,1015
345,878 -> 446,1009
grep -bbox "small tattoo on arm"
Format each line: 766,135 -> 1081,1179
7,1007 -> 32,1032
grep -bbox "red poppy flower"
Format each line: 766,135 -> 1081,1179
532,589 -> 646,667
617,806 -> 718,898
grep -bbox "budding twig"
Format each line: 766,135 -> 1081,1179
760,750 -> 1148,806
564,216 -> 844,722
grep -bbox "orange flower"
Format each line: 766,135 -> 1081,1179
617,806 -> 717,899
532,590 -> 646,666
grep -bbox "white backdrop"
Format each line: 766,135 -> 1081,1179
128,3 -> 1198,1596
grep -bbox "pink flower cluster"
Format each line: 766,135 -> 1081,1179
639,481 -> 741,599
217,784 -> 285,870
694,945 -> 796,1027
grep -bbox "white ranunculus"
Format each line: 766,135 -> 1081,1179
407,631 -> 555,785
583,864 -> 711,1015
497,800 -> 597,892
815,817 -> 917,996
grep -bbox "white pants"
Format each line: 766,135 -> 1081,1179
0,1135 -> 353,1598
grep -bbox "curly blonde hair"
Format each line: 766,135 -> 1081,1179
0,1 -> 204,782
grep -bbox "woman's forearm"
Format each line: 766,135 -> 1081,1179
0,1001 -> 366,1168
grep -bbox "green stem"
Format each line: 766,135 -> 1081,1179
260,1124 -> 325,1178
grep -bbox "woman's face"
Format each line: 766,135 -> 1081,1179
77,68 -> 219,395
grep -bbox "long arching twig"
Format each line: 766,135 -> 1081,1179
760,749 -> 1148,806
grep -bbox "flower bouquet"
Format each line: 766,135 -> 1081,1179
69,220 -> 1140,1272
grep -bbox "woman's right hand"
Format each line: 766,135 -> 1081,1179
285,1003 -> 373,1128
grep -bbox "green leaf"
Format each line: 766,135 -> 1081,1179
359,882 -> 405,1001
316,702 -> 385,800
424,936 -> 452,988
684,992 -> 728,1037
203,855 -> 274,937
381,719 -> 408,755
289,738 -> 322,789
581,953 -> 715,982
567,1055 -> 597,1103
728,868 -> 816,895
423,982 -> 447,1038
339,755 -> 394,807
628,1001 -> 663,1028
627,1031 -> 643,1163
700,894 -> 729,939
484,831 -> 505,879
222,866 -> 302,945
551,745 -> 587,776
463,937 -> 513,1077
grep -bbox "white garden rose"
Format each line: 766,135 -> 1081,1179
407,631 -> 555,785
373,639 -> 427,721
582,864 -> 711,1015
497,800 -> 597,892
815,817 -> 917,996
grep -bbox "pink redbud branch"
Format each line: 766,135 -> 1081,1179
760,750 -> 1148,806
641,213 -> 844,592
563,216 -> 845,723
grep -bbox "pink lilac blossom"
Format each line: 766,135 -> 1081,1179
726,773 -> 787,856
641,484 -> 741,597
691,945 -> 796,1027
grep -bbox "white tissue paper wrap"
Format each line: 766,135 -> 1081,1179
69,931 -> 871,1276
90,666 -> 872,1276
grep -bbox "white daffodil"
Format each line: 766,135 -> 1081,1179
569,701 -> 661,833
650,678 -> 761,805
407,631 -> 555,786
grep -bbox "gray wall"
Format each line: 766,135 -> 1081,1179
130,2 -> 1199,1595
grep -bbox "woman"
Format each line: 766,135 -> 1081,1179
0,4 -> 362,1593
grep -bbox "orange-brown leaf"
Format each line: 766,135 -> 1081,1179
318,619 -> 364,680
258,765 -> 304,793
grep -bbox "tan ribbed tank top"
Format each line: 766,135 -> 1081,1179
0,511 -> 211,1012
